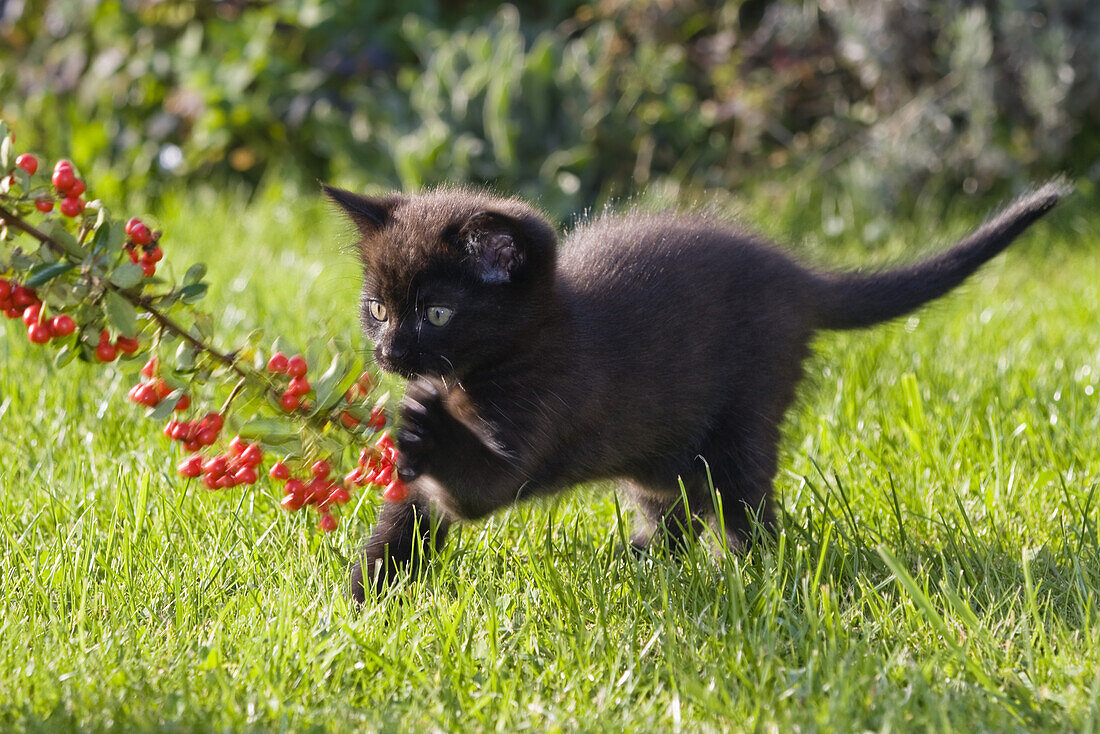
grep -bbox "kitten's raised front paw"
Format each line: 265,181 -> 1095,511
395,380 -> 445,482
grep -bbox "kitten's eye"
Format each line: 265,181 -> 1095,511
426,305 -> 454,327
367,299 -> 388,322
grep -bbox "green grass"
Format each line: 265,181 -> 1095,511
1,184 -> 1098,732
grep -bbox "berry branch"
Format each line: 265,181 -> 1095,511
0,120 -> 408,532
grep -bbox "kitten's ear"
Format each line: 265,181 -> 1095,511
461,211 -> 526,284
322,184 -> 399,234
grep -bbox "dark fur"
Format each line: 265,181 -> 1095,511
324,180 -> 1070,601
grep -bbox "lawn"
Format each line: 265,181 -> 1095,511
1,184 -> 1098,732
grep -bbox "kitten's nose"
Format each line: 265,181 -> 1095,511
383,343 -> 408,362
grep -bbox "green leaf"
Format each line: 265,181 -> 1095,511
238,417 -> 299,442
40,220 -> 85,259
109,262 -> 144,289
53,344 -> 77,368
179,283 -> 207,304
175,341 -> 198,372
104,290 -> 138,338
147,394 -> 182,422
312,354 -> 351,410
24,262 -> 75,288
183,263 -> 207,286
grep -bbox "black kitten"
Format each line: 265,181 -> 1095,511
323,180 -> 1069,601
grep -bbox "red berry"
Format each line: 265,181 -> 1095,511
152,379 -> 172,400
148,246 -> 164,263
141,357 -> 158,379
328,487 -> 351,505
21,303 -> 41,327
177,455 -> 204,478
35,197 -> 53,213
344,468 -> 364,486
201,413 -> 224,432
357,371 -> 375,391
197,427 -> 218,446
203,455 -> 228,476
279,392 -> 299,411
266,352 -> 289,373
340,411 -> 359,429
130,223 -> 152,246
374,465 -> 393,486
280,493 -> 304,512
140,261 -> 156,277
368,409 -> 387,430
59,197 -> 84,217
49,314 -> 76,337
125,217 -> 142,235
235,466 -> 258,485
4,306 -> 21,319
184,439 -> 203,453
0,280 -> 9,300
311,460 -> 331,479
52,166 -> 75,192
318,513 -> 339,533
95,341 -> 118,362
228,435 -> 246,456
127,246 -> 140,263
174,394 -> 191,412
67,179 -> 86,197
241,444 -> 263,467
203,473 -> 220,490
27,323 -> 51,344
284,477 -> 306,497
287,355 -> 307,377
288,376 -> 310,396
53,159 -> 72,173
383,479 -> 409,503
116,336 -> 140,354
12,286 -> 36,308
269,462 -> 290,481
15,154 -> 38,175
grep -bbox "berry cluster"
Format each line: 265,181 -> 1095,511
34,159 -> 88,218
93,328 -> 139,363
340,372 -> 387,430
164,411 -> 225,453
178,435 -> 264,490
346,433 -> 409,503
266,351 -> 313,411
128,359 -> 191,411
1,279 -> 77,343
123,217 -> 162,277
269,458 -> 353,531
3,126 -> 403,537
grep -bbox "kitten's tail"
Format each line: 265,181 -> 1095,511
814,178 -> 1071,331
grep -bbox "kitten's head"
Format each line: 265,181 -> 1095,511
324,185 -> 558,379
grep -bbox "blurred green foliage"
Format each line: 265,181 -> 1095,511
2,0 -> 1097,221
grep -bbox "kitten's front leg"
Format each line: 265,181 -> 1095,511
396,378 -> 527,520
351,494 -> 450,602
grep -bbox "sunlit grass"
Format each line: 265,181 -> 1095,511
1,185 -> 1097,732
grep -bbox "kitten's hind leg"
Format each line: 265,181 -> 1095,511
349,495 -> 451,603
624,480 -> 708,555
694,422 -> 780,552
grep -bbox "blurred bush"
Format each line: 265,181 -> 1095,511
2,0 -> 1097,222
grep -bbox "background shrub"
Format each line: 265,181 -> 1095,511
2,0 -> 1097,222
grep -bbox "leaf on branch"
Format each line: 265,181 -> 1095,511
0,134 -> 11,170
53,344 -> 77,368
312,354 -> 352,411
104,290 -> 138,338
40,220 -> 85,259
24,261 -> 75,288
237,417 -> 300,442
183,263 -> 206,286
109,262 -> 144,289
147,394 -> 182,421
179,283 -> 207,304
